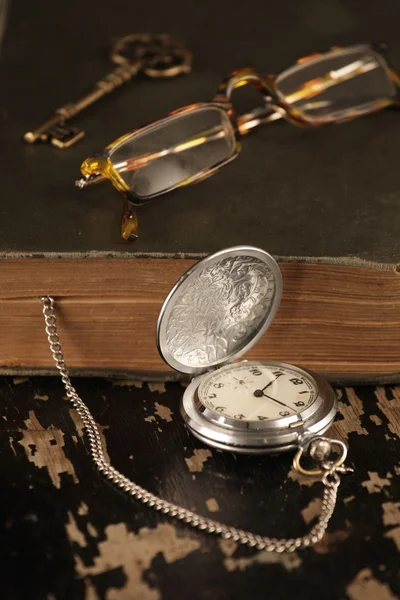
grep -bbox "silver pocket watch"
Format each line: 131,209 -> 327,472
41,245 -> 353,552
157,246 -> 338,456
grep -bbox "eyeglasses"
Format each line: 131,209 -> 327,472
76,42 -> 400,241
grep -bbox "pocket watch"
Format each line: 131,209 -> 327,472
40,247 -> 353,552
156,246 -> 338,455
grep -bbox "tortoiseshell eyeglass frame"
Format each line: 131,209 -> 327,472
77,42 -> 400,241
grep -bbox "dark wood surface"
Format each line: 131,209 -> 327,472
1,376 -> 399,599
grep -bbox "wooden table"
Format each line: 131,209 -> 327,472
1,376 -> 399,599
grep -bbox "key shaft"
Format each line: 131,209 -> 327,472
24,62 -> 140,148
23,33 -> 192,149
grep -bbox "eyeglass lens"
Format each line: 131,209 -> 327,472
109,106 -> 236,199
276,46 -> 397,120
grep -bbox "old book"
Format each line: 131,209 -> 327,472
0,258 -> 399,385
1,0 -> 399,384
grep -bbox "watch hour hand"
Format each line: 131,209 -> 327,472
256,374 -> 282,395
260,380 -> 274,392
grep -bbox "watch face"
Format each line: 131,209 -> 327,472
197,361 -> 318,423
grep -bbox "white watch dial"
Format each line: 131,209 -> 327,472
197,362 -> 317,422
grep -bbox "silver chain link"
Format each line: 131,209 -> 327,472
41,296 -> 349,553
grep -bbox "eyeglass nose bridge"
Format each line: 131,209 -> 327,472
217,69 -> 285,134
221,68 -> 272,99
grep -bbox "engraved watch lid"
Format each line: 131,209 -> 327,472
156,246 -> 283,375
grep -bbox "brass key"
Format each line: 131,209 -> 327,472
23,33 -> 192,149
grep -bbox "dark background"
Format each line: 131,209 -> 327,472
1,0 -> 400,261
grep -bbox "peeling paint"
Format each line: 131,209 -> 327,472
110,379 -> 143,388
185,449 -> 212,473
13,377 -> 29,385
220,530 -> 303,568
384,526 -> 400,551
375,387 -> 400,438
97,425 -> 111,464
343,495 -> 355,505
346,568 -> 397,600
313,529 -> 350,554
218,539 -> 238,557
301,498 -> 321,524
78,502 -> 89,516
330,388 -> 368,440
206,498 -> 219,513
84,578 -> 100,600
69,409 -> 85,439
66,512 -> 87,548
18,410 -> 78,488
144,416 -> 156,423
287,467 -> 319,487
87,523 -> 98,538
154,402 -> 173,423
223,550 -> 301,572
9,435 -> 17,456
369,415 -> 382,426
382,502 -> 400,526
148,383 -> 166,394
361,472 -> 391,494
74,523 -> 200,600
69,408 -> 110,463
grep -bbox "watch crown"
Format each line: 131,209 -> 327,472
309,439 -> 332,461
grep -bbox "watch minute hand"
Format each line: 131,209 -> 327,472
262,393 -> 294,412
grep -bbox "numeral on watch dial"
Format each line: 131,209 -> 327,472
198,362 -> 317,423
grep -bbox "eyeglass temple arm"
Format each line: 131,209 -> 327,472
237,104 -> 283,134
76,172 -> 106,188
75,173 -> 107,190
237,98 -> 339,134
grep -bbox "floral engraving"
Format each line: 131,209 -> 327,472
166,256 -> 275,367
